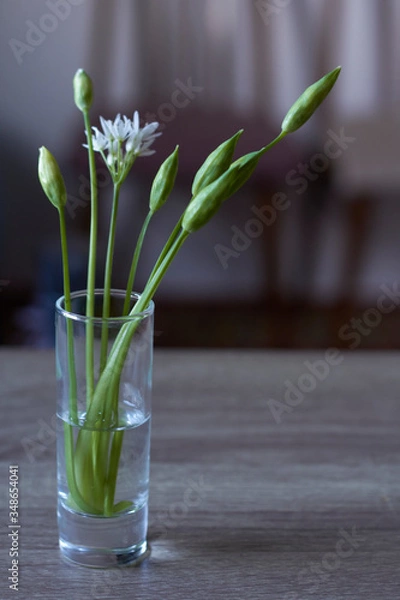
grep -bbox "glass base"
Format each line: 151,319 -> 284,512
60,539 -> 149,568
58,500 -> 149,568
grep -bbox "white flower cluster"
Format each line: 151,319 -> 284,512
85,111 -> 161,181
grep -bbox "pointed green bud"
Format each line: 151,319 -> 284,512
223,149 -> 263,199
73,68 -> 93,112
149,146 -> 179,213
281,66 -> 341,134
38,147 -> 67,211
191,129 -> 243,196
182,149 -> 263,233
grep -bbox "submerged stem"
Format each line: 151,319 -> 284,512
105,430 -> 124,515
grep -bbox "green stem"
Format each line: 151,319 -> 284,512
260,130 -> 288,156
123,210 -> 153,315
145,134 -> 285,290
59,210 -> 93,512
140,230 -> 188,307
85,229 -> 189,427
59,209 -> 71,308
83,110 -> 98,408
146,214 -> 183,286
73,110 -> 98,514
70,128 -> 290,516
74,428 -> 103,511
100,183 -> 121,372
63,422 -> 101,514
58,209 -> 78,423
92,430 -> 110,508
76,231 -> 189,512
143,134 -> 285,289
105,430 -> 124,515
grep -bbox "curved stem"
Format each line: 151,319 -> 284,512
64,423 -> 101,514
123,210 -> 153,315
146,214 -> 183,286
260,130 -> 288,156
86,229 -> 189,426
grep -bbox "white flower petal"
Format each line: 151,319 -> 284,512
141,122 -> 160,137
84,126 -> 109,152
100,116 -> 114,139
94,111 -> 160,167
126,131 -> 142,152
139,149 -> 156,157
140,138 -> 157,151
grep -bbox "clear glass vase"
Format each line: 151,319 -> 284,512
55,289 -> 154,568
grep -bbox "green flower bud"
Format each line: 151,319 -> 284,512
149,146 -> 179,213
281,66 -> 341,134
223,150 -> 263,199
191,130 -> 243,196
181,187 -> 222,234
182,149 -> 262,233
38,146 -> 67,210
73,68 -> 93,112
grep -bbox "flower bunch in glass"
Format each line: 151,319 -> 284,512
38,67 -> 341,517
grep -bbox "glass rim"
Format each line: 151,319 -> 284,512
55,289 -> 154,324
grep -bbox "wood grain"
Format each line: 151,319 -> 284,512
0,349 -> 399,600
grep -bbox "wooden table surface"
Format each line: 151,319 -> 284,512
1,348 -> 399,600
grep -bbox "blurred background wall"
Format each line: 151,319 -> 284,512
1,0 -> 400,348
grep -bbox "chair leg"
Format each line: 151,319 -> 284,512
334,194 -> 373,347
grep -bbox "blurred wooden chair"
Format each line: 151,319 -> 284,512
330,111 -> 400,345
